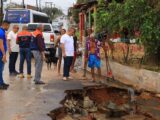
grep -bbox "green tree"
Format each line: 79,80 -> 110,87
96,0 -> 160,61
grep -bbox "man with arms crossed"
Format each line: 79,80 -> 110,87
61,27 -> 75,81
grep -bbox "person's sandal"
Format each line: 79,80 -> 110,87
18,74 -> 24,78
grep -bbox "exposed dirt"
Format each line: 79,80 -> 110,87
48,85 -> 160,120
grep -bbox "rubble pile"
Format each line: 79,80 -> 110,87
48,86 -> 158,120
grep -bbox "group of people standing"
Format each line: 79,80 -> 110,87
56,27 -> 77,81
57,27 -> 107,82
0,20 -> 78,90
0,20 -> 107,90
0,20 -> 46,90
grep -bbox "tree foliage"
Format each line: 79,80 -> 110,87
96,0 -> 160,57
42,7 -> 63,20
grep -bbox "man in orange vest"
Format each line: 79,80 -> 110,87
31,24 -> 45,85
16,25 -> 32,79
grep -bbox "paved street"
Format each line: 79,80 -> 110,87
0,59 -> 85,120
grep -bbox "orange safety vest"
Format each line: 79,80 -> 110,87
33,30 -> 43,37
17,30 -> 32,48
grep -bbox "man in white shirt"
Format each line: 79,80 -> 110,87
7,25 -> 19,76
61,27 -> 75,81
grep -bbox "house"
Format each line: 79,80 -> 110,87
73,0 -> 98,42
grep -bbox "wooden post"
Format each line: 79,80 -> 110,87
93,4 -> 97,33
79,12 -> 85,42
36,0 -> 39,11
88,8 -> 91,28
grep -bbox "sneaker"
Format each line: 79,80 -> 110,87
14,71 -> 19,75
3,83 -> 9,87
18,74 -> 24,78
10,72 -> 16,76
0,85 -> 8,90
35,81 -> 45,85
27,74 -> 32,79
63,77 -> 68,81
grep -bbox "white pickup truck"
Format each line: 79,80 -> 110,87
27,23 -> 57,49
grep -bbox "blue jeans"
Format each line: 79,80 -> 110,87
63,56 -> 73,77
19,48 -> 31,75
0,57 -> 5,85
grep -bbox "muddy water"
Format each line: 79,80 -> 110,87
48,85 -> 160,120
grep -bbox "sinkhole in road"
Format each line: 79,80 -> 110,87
48,85 -> 160,120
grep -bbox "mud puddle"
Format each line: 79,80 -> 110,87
48,85 -> 160,120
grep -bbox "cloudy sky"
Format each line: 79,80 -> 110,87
7,0 -> 76,14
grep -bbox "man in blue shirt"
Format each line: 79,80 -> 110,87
0,20 -> 10,90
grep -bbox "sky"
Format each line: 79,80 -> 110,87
6,0 -> 76,14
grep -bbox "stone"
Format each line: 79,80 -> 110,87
94,113 -> 107,120
83,96 -> 94,108
139,92 -> 152,100
107,101 -> 117,110
118,104 -> 131,111
88,106 -> 98,113
61,115 -> 74,120
121,115 -> 146,120
155,94 -> 160,98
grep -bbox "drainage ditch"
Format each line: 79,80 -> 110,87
48,84 -> 160,120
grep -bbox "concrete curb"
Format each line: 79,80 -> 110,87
100,61 -> 160,93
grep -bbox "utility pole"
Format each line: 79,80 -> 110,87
22,0 -> 25,8
36,0 -> 39,11
45,2 -> 55,9
39,0 -> 41,11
